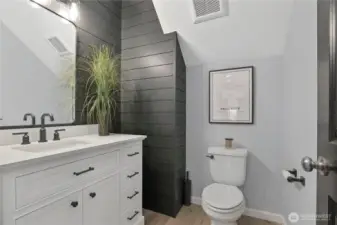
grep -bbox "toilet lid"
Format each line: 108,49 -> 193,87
202,183 -> 243,210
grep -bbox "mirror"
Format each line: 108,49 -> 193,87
0,0 -> 76,127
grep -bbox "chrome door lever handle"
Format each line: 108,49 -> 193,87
301,156 -> 337,176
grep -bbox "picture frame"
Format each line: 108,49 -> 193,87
209,66 -> 254,124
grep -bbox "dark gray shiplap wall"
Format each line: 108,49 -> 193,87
174,37 -> 187,215
75,0 -> 121,131
121,0 -> 186,217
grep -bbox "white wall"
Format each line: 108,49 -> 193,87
281,0 -> 317,224
186,0 -> 317,223
186,56 -> 284,215
153,0 -> 293,66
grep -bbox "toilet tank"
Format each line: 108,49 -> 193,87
208,146 -> 248,186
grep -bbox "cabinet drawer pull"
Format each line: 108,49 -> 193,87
73,167 -> 94,176
89,192 -> 96,198
127,191 -> 139,199
127,152 -> 139,157
127,211 -> 139,221
71,201 -> 79,208
127,172 -> 139,178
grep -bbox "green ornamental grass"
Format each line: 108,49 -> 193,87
80,45 -> 120,135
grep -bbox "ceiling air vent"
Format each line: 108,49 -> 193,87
192,0 -> 229,24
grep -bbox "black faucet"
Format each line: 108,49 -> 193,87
23,113 -> 36,126
39,113 -> 55,143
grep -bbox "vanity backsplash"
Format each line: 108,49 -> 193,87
0,124 -> 98,146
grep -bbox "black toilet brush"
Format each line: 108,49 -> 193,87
184,171 -> 192,206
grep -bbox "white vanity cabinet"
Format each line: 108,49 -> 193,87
83,174 -> 119,225
0,137 -> 145,225
15,191 -> 83,225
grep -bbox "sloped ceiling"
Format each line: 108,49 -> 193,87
153,0 -> 294,66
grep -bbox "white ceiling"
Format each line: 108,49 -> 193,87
152,0 -> 294,66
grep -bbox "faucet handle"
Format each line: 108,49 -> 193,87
53,129 -> 66,141
12,132 -> 30,145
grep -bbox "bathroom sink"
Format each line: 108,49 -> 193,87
12,139 -> 89,153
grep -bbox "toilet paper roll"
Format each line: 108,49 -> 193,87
282,170 -> 294,180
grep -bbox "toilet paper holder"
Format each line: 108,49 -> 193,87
286,168 -> 305,186
287,168 -> 297,178
287,176 -> 305,186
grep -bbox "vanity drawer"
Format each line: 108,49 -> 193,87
120,144 -> 142,168
15,150 -> 118,209
121,204 -> 142,225
120,165 -> 142,192
121,187 -> 141,213
121,179 -> 143,213
79,151 -> 119,179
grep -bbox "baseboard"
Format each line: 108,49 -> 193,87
244,208 -> 287,225
191,196 -> 286,225
192,196 -> 202,205
136,216 -> 144,225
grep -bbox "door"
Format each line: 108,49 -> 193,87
83,174 -> 119,225
302,0 -> 337,225
15,191 -> 82,225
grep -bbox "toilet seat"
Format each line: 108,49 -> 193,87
202,183 -> 244,211
202,199 -> 244,214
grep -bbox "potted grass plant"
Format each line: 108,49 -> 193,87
80,45 -> 120,136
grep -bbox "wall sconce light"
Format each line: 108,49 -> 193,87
57,0 -> 80,22
69,2 -> 79,21
29,0 -> 80,22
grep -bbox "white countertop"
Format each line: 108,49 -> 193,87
0,134 -> 146,168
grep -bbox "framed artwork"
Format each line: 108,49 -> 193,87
209,66 -> 254,124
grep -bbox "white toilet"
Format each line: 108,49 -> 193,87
202,146 -> 248,225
